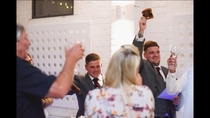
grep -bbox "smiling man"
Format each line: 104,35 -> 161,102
131,16 -> 183,118
67,53 -> 104,118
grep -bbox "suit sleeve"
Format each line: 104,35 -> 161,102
67,75 -> 80,95
166,71 -> 188,95
132,35 -> 145,70
175,92 -> 184,111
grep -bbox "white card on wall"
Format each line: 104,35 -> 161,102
172,14 -> 193,78
26,22 -> 91,76
172,14 -> 193,118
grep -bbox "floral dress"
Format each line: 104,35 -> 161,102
84,85 -> 155,118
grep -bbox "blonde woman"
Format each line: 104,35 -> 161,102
84,44 -> 154,118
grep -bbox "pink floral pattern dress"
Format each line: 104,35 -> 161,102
84,85 -> 154,118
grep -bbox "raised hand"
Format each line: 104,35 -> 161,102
65,43 -> 85,63
139,16 -> 147,34
172,96 -> 180,106
167,54 -> 177,73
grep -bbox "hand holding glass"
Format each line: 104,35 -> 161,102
169,44 -> 180,69
170,44 -> 180,58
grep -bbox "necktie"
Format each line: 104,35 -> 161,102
156,67 -> 163,78
93,78 -> 100,88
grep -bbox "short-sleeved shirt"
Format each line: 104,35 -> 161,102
16,56 -> 56,118
84,85 -> 155,118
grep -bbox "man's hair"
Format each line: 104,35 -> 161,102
143,40 -> 159,51
85,53 -> 101,64
17,23 -> 25,42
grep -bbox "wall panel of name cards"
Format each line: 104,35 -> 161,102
172,14 -> 193,118
26,22 -> 91,118
173,14 -> 193,77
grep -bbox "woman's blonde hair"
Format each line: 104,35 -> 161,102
105,44 -> 140,88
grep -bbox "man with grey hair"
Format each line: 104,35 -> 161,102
16,23 -> 84,118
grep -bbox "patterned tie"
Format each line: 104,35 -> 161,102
156,67 -> 163,78
93,78 -> 100,88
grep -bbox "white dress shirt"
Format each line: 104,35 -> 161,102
89,74 -> 103,86
135,34 -> 145,42
166,69 -> 193,118
165,70 -> 191,95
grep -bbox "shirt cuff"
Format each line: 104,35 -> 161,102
168,72 -> 176,79
135,34 -> 144,41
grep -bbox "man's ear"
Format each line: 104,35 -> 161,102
17,30 -> 21,41
16,42 -> 19,50
143,52 -> 146,58
85,64 -> 87,70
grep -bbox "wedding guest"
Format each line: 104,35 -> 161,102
166,55 -> 193,118
132,16 -> 183,118
68,53 -> 105,118
165,55 -> 189,95
25,53 -> 54,118
17,23 -> 84,118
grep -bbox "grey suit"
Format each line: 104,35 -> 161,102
68,73 -> 104,118
133,38 -> 177,118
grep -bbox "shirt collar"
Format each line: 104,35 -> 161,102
155,65 -> 161,69
89,74 -> 103,81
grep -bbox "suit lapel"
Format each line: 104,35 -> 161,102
150,63 -> 159,80
85,73 -> 95,89
161,66 -> 168,78
151,64 -> 165,91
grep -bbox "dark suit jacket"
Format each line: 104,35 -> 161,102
68,73 -> 104,118
133,38 -> 180,118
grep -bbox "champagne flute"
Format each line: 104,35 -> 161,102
169,44 -> 180,69
170,44 -> 180,58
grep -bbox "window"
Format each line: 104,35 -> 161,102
32,0 -> 74,19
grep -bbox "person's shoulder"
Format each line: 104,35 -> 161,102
16,56 -> 23,63
89,87 -> 118,97
87,88 -> 101,96
135,85 -> 153,92
16,56 -> 20,60
142,60 -> 154,69
74,74 -> 85,79
16,56 -> 29,69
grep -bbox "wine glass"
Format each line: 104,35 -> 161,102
169,44 -> 180,69
170,44 -> 180,58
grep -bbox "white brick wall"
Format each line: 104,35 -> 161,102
17,0 -> 193,71
134,1 -> 193,67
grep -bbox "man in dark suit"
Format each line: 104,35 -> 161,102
132,16 -> 183,118
68,53 -> 104,118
